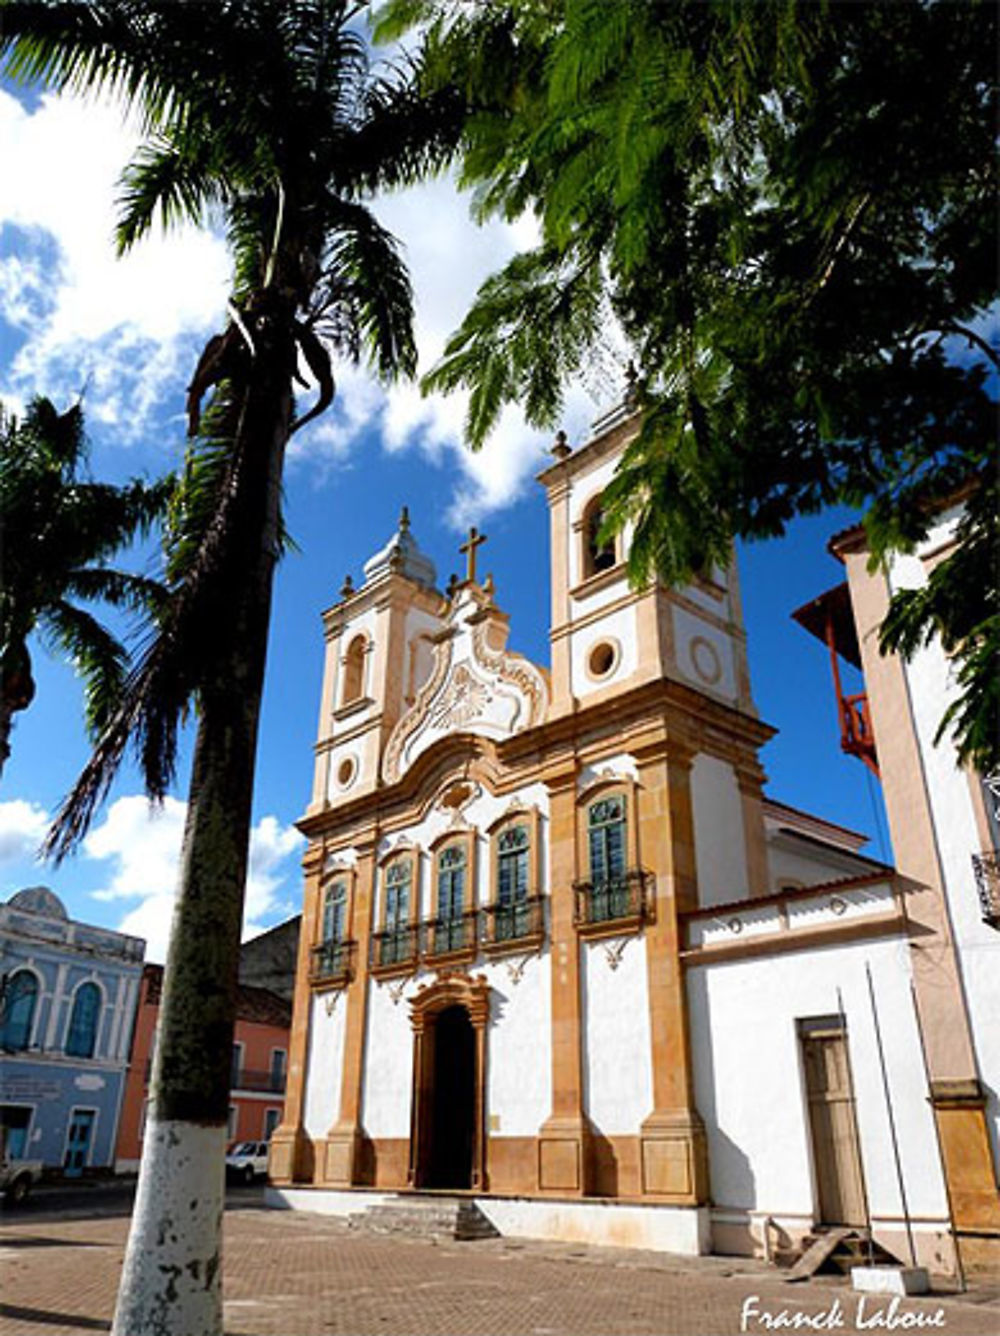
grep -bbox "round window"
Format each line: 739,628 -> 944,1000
588,641 -> 618,679
337,756 -> 357,789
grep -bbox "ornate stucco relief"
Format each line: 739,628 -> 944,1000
382,613 -> 549,785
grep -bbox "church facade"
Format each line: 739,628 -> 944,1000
269,402 -> 964,1273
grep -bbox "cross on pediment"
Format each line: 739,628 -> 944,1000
459,526 -> 487,584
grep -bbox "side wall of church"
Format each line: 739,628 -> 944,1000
688,930 -> 953,1271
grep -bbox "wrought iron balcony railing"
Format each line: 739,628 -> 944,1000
309,939 -> 357,986
370,923 -> 420,972
573,869 -> 652,931
481,895 -> 545,948
143,1060 -> 286,1093
424,910 -> 479,958
972,851 -> 1000,928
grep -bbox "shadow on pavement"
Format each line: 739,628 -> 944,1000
0,1303 -> 110,1331
0,1233 -> 111,1248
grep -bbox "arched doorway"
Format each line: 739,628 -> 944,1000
408,972 -> 490,1191
428,1005 -> 475,1188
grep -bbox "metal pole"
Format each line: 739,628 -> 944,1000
908,978 -> 966,1291
838,986 -> 875,1266
865,961 -> 916,1266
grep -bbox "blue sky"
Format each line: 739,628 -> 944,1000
0,83 -> 887,960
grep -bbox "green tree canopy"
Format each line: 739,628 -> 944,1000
0,396 -> 169,778
379,0 -> 999,770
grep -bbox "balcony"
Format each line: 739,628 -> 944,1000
309,939 -> 357,988
423,910 -> 479,963
972,851 -> 1000,928
143,1060 -> 286,1093
839,691 -> 879,776
573,870 -> 652,938
481,895 -> 545,954
370,924 -> 420,977
232,1068 -> 287,1094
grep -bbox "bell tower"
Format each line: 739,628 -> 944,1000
305,508 -> 447,817
538,397 -> 756,726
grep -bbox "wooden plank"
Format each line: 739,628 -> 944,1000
787,1227 -> 857,1282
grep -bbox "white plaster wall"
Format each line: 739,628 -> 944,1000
691,754 -> 748,906
890,540 -> 1000,1163
362,977 -> 420,1139
302,992 -> 347,1139
766,839 -> 874,891
578,753 -> 639,792
266,1187 -> 710,1254
404,606 -> 442,700
481,952 -> 551,1137
673,607 -> 737,704
581,936 -> 652,1133
687,935 -> 949,1224
569,607 -> 638,700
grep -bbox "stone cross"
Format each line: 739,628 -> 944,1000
459,526 -> 487,584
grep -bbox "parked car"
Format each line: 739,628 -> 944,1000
225,1140 -> 270,1184
0,1151 -> 43,1205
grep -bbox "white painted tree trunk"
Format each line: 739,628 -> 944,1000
111,1118 -> 227,1336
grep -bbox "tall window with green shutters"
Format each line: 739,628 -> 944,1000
436,843 -> 468,952
319,880 -> 348,973
587,795 -> 628,920
381,859 -> 412,965
496,824 -> 530,941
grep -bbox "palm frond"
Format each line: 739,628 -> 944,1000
39,599 -> 129,740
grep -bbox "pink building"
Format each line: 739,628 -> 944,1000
116,963 -> 291,1170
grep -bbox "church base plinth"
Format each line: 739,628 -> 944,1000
639,1110 -> 709,1205
320,1124 -> 363,1187
537,1116 -> 593,1197
267,1126 -> 311,1185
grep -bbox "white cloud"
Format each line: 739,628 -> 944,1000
0,91 -> 615,519
0,798 -> 50,863
82,794 -> 303,962
0,88 -> 229,435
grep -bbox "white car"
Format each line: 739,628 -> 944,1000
225,1140 -> 270,1184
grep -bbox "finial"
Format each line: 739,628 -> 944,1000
340,573 -> 354,599
551,429 -> 571,460
446,572 -> 459,598
398,505 -> 410,533
483,573 -> 496,604
625,360 -> 640,408
458,525 -> 487,584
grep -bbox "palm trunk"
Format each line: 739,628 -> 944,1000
0,700 -> 12,780
112,345 -> 293,1336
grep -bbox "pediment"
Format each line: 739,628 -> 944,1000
382,596 -> 548,785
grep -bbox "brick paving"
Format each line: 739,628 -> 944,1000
1,1207 -> 997,1336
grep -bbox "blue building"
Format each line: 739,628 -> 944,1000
0,886 -> 145,1174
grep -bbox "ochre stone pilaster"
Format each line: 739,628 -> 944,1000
268,844 -> 323,1184
636,747 -> 709,1205
538,766 -> 592,1195
547,477 -> 574,716
321,840 -> 376,1186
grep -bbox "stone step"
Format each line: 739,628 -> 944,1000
348,1195 -> 500,1242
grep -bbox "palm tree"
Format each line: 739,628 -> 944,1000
0,396 -> 168,779
1,3 -> 461,1332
